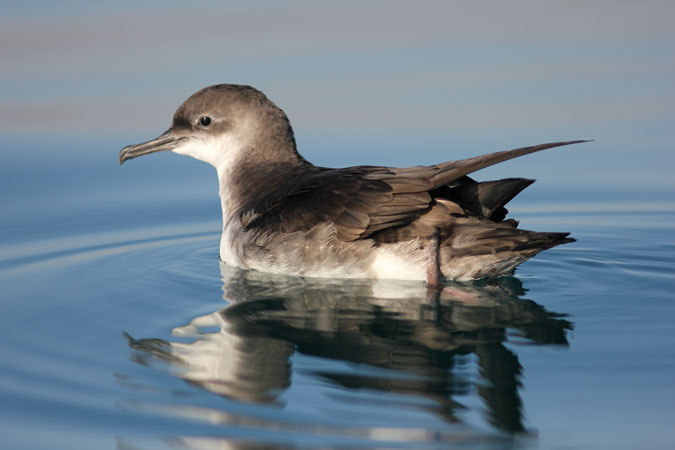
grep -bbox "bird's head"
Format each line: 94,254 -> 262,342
119,84 -> 299,171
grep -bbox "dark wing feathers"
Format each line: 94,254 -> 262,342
377,177 -> 434,192
428,141 -> 588,187
336,209 -> 370,229
436,177 -> 535,221
243,141 -> 586,241
475,178 -> 535,218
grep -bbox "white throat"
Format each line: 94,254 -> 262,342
172,134 -> 247,171
171,134 -> 250,263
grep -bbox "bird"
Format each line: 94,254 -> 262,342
119,84 -> 584,285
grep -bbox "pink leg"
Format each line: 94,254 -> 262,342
426,229 -> 441,289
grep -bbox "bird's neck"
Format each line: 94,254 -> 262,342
215,144 -> 309,226
215,145 -> 310,266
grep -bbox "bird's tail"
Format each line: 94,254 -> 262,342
440,224 -> 574,279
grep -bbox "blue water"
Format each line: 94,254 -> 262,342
1,134 -> 674,449
2,2 -> 675,448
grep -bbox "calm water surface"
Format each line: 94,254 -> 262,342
3,2 -> 675,447
1,141 -> 674,449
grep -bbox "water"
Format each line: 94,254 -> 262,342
1,135 -> 674,449
2,2 -> 675,448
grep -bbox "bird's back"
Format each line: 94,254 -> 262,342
234,142 -> 580,280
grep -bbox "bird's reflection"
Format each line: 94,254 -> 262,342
127,264 -> 572,434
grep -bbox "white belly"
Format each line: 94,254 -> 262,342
369,246 -> 427,281
220,222 -> 430,281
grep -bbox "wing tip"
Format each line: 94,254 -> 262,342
533,139 -> 593,150
561,139 -> 593,145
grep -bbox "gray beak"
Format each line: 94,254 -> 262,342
119,130 -> 186,164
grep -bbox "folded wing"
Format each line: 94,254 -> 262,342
243,140 -> 587,242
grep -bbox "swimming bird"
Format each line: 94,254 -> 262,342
119,84 -> 583,284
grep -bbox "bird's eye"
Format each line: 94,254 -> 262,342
199,116 -> 212,127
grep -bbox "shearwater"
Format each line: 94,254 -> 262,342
119,84 -> 585,285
